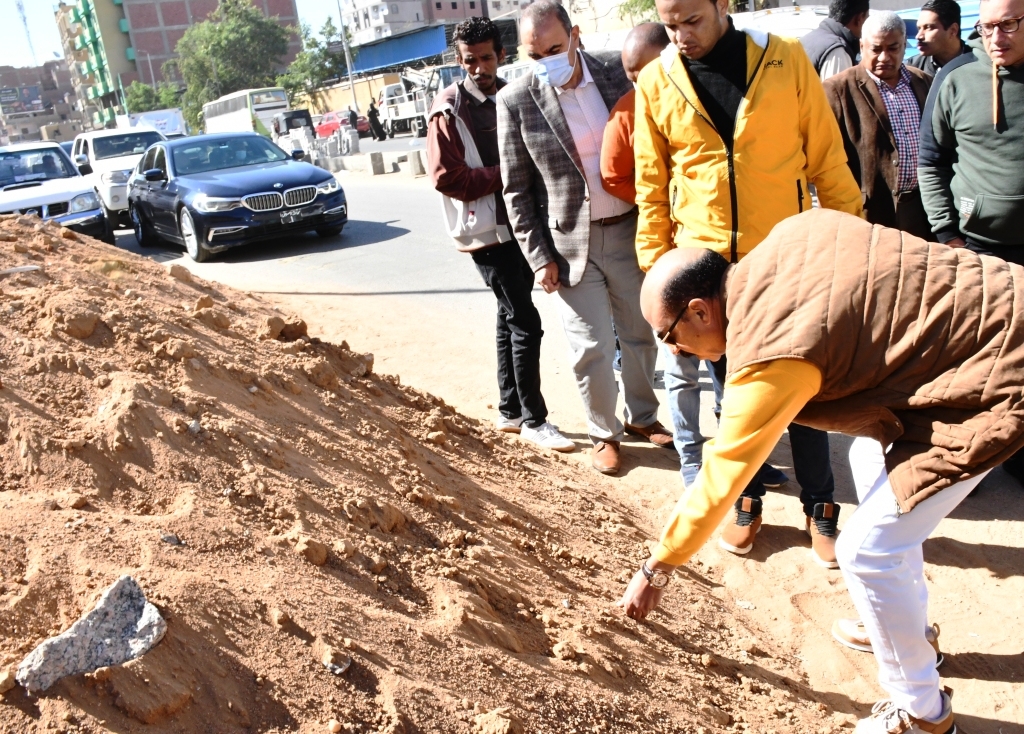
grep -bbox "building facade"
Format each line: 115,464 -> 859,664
0,62 -> 83,145
54,0 -> 300,130
341,0 -> 499,47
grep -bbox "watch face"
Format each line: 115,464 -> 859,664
651,572 -> 669,589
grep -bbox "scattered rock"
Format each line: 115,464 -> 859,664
167,263 -> 192,283
64,311 -> 100,339
552,641 -> 576,660
426,431 -> 447,445
194,294 -> 214,310
700,653 -> 716,668
739,638 -> 761,655
296,536 -> 328,566
270,609 -> 290,629
0,669 -> 15,694
59,227 -> 77,241
328,721 -> 343,733
16,576 -> 166,693
473,707 -> 524,734
333,539 -> 358,558
162,339 -> 196,361
281,319 -> 308,341
67,493 -> 88,509
161,533 -> 182,546
313,637 -> 352,676
700,703 -> 732,726
194,308 -> 231,329
261,316 -> 285,340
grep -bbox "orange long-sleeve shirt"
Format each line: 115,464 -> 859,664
653,359 -> 823,566
599,88 -> 637,205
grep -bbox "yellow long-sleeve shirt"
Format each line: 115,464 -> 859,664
653,359 -> 823,566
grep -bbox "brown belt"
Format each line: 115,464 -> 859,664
593,207 -> 638,227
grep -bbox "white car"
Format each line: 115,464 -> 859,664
71,128 -> 166,242
0,141 -> 105,239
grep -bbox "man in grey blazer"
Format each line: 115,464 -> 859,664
497,0 -> 667,475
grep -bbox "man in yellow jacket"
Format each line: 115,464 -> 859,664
635,0 -> 864,562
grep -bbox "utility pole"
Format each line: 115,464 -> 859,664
145,51 -> 156,87
335,0 -> 360,113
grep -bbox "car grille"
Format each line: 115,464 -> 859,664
0,202 -> 70,218
242,192 -> 283,212
284,186 -> 317,208
45,202 -> 69,217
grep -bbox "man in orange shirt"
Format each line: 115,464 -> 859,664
600,23 -> 668,204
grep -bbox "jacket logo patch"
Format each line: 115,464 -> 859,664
764,59 -> 784,68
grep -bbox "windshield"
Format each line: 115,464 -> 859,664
171,137 -> 289,176
92,131 -> 165,160
250,89 -> 288,107
0,148 -> 76,188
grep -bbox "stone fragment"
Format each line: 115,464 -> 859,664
700,704 -> 731,726
313,636 -> 352,675
167,263 -> 192,282
64,311 -> 99,339
328,721 -> 343,733
369,555 -> 388,574
270,609 -> 290,628
60,227 -> 77,241
194,294 -> 214,311
161,533 -> 183,546
162,339 -> 196,361
700,653 -> 716,668
304,357 -> 338,389
260,316 -> 285,340
13,242 -> 28,253
281,319 -> 307,341
94,374 -> 111,388
16,576 -> 166,693
473,708 -> 524,734
333,539 -> 358,558
193,308 -> 230,329
296,537 -> 328,566
552,641 -> 576,660
0,669 -> 15,694
68,493 -> 88,509
426,431 -> 447,445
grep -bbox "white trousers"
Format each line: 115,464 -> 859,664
836,437 -> 989,719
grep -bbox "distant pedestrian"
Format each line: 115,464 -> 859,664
907,0 -> 970,76
825,11 -> 934,238
802,0 -> 872,80
347,107 -> 358,130
498,0 -> 668,475
427,17 -> 574,453
635,0 -> 863,565
367,100 -> 386,140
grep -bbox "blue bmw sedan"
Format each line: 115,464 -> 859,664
127,133 -> 347,262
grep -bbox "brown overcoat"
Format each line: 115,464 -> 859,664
725,209 -> 1024,513
824,65 -> 933,239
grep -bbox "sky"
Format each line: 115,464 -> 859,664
0,0 -> 339,70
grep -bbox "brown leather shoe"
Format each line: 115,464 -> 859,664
624,420 -> 675,448
806,503 -> 841,569
591,441 -> 621,475
719,497 -> 762,555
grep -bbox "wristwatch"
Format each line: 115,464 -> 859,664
641,561 -> 671,589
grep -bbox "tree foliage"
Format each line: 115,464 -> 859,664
276,19 -> 350,110
168,0 -> 292,129
124,81 -> 180,113
618,0 -> 658,21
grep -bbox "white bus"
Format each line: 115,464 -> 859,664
201,87 -> 289,137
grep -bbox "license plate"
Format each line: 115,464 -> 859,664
281,210 -> 303,224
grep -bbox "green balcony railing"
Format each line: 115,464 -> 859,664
119,18 -> 128,33
125,47 -> 135,61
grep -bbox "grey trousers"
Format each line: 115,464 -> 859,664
553,216 -> 660,443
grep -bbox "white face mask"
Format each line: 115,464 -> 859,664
533,36 -> 579,87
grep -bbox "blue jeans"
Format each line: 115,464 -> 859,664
662,345 -> 724,484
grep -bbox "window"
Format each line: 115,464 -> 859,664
451,1 -> 457,8
416,11 -> 420,19
469,1 -> 474,7
390,3 -> 398,11
20,128 -> 29,135
435,2 -> 440,7
492,1 -> 499,7
140,147 -> 156,172
152,147 -> 166,174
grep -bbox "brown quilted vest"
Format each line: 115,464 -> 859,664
725,209 -> 1024,512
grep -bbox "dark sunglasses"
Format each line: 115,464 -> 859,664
656,302 -> 692,356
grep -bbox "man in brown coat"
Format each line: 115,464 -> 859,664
825,11 -> 934,239
618,209 -> 1024,733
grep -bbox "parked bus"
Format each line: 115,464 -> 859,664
201,87 -> 289,137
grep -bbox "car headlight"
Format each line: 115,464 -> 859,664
193,194 -> 243,212
316,178 -> 340,195
100,170 -> 131,185
69,192 -> 100,213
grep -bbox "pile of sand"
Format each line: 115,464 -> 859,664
0,215 -> 848,733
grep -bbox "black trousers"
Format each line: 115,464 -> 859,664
471,240 -> 548,428
710,357 -> 836,516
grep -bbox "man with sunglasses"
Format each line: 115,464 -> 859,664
919,0 -> 1024,484
635,0 -> 863,565
622,208 -> 1024,733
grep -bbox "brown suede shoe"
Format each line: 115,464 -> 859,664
806,502 -> 841,569
591,441 -> 621,475
624,421 -> 675,448
719,497 -> 762,555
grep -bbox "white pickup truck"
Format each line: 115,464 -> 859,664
71,128 -> 166,242
0,141 -> 105,239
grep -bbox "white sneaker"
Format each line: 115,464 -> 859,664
854,689 -> 956,734
495,415 -> 524,433
520,422 -> 575,453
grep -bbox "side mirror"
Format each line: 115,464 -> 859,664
143,168 -> 166,182
291,150 -> 305,161
74,154 -> 88,166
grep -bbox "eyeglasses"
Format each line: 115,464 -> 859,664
975,15 -> 1024,36
657,303 -> 691,353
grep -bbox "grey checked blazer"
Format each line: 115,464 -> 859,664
497,51 -> 631,287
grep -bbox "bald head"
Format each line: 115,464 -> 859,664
641,248 -> 731,359
622,22 -> 670,81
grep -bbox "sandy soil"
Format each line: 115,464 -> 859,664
270,276 -> 1024,733
0,215 -> 859,733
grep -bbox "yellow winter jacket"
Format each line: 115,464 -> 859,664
634,30 -> 863,269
